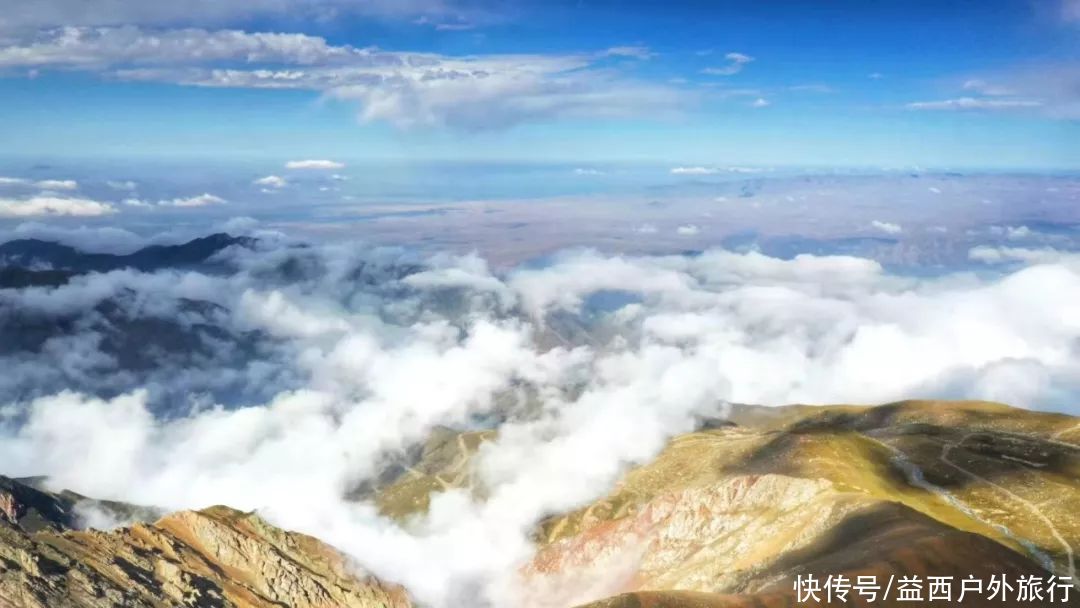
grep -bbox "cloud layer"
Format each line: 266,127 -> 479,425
0,195 -> 115,217
0,26 -> 687,130
3,237 -> 1080,607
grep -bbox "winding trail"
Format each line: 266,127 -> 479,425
939,433 -> 1076,580
1052,422 -> 1080,443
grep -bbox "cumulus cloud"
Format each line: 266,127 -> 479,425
4,238 -> 1080,608
676,224 -> 700,236
254,175 -> 288,188
870,220 -> 903,234
285,159 -> 345,170
0,195 -> 115,217
701,51 -> 754,76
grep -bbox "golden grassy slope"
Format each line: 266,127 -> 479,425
372,400 -> 1080,607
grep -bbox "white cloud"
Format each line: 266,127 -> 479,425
635,224 -> 658,234
788,84 -> 832,93
670,166 -> 719,175
126,193 -> 226,208
603,46 -> 654,60
171,193 -> 226,207
430,21 -> 476,32
0,27 -> 689,130
701,51 -> 754,76
988,225 -> 1035,240
0,0 -> 468,32
36,179 -> 79,190
0,195 -> 115,217
254,175 -> 288,188
751,97 -> 770,108
969,246 -> 1075,265
0,27 -> 363,68
905,97 -> 1043,111
870,220 -> 903,234
676,224 -> 700,236
670,166 -> 765,175
0,177 -> 79,190
962,79 -> 1014,97
285,159 -> 346,170
961,64 -> 1080,120
572,168 -> 604,176
106,180 -> 138,191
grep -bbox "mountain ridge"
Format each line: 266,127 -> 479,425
0,234 -> 254,288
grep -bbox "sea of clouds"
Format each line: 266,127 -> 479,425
2,233 -> 1080,607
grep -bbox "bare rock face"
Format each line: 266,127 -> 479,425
544,401 -> 1080,607
0,487 -> 410,608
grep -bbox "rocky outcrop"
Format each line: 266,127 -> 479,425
0,478 -> 409,608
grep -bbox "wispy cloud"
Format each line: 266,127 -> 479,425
0,26 -> 689,130
906,97 -> 1043,111
907,65 -> 1080,119
962,79 -> 1014,97
0,0 -> 479,32
701,51 -> 754,76
1063,0 -> 1080,23
788,83 -> 833,94
603,46 -> 654,60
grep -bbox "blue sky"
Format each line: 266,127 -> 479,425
0,0 -> 1078,169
